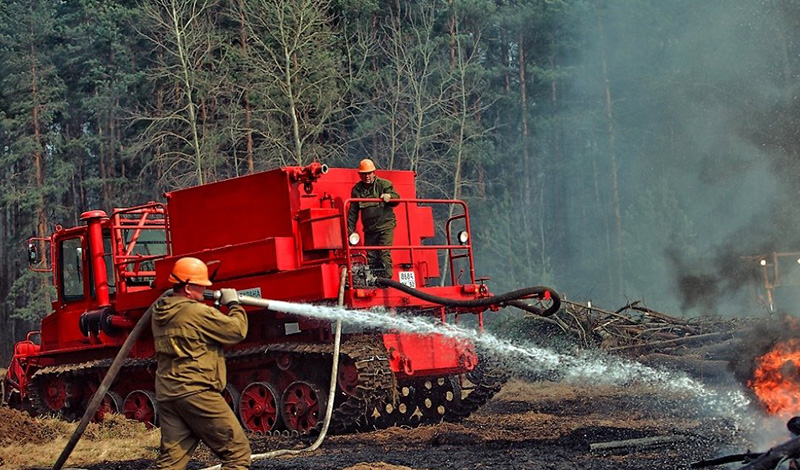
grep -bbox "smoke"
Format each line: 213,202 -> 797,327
665,246 -> 761,313
558,1 -> 800,315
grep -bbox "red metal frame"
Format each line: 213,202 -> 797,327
341,198 -> 476,289
110,203 -> 170,293
5,331 -> 41,397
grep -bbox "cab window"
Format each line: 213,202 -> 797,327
102,231 -> 116,295
121,227 -> 167,286
60,237 -> 85,301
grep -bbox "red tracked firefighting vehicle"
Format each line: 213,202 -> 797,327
3,164 -> 558,434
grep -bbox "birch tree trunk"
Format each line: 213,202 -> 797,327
239,0 -> 352,167
168,0 -> 205,183
138,0 -> 216,187
237,0 -> 255,173
596,1 -> 623,298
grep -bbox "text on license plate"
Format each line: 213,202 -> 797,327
398,271 -> 416,288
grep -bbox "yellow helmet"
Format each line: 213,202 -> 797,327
169,257 -> 212,286
357,158 -> 376,173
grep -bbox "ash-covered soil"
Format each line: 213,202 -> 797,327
78,380 -> 756,470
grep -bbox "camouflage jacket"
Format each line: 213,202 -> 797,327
347,176 -> 400,233
151,295 -> 247,401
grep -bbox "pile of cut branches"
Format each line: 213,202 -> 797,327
527,299 -> 749,352
524,299 -> 757,380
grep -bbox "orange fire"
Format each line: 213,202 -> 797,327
749,338 -> 800,416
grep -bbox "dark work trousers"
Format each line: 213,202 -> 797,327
365,227 -> 395,278
156,390 -> 251,470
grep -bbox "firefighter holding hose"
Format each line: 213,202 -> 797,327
347,158 -> 400,278
152,257 -> 251,470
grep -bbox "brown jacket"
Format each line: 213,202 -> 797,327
151,295 -> 248,401
347,176 -> 400,233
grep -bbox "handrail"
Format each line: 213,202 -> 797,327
340,198 -> 475,289
109,202 -> 170,290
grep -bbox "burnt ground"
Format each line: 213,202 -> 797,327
78,380 -> 760,470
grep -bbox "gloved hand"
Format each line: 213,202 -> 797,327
219,288 -> 240,307
380,193 -> 392,203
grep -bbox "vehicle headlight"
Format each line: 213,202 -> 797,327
457,230 -> 469,244
349,232 -> 361,246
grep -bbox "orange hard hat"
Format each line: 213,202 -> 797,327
357,158 -> 376,173
169,257 -> 212,286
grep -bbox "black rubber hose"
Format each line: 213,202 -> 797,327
504,299 -> 560,317
373,278 -> 561,317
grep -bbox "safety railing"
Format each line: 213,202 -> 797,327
110,202 -> 170,290
338,198 -> 476,290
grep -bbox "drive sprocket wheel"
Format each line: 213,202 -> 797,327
367,383 -> 416,429
239,381 -> 281,434
123,389 -> 158,428
444,350 -> 508,423
29,375 -> 76,419
42,376 -> 69,414
281,380 -> 326,434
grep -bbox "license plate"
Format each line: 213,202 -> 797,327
238,287 -> 262,298
399,271 -> 416,288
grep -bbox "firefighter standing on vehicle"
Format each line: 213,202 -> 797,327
347,158 -> 400,278
152,257 -> 251,470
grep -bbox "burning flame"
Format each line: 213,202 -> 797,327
749,338 -> 800,416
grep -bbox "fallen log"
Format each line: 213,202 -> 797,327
606,331 -> 737,352
589,434 -> 688,452
674,337 -> 743,361
616,300 -> 693,326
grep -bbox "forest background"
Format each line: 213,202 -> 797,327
1,0 -> 798,362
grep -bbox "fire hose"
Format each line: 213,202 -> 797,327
53,289 -> 173,470
373,278 -> 561,317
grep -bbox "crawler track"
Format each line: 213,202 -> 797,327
26,335 -> 397,434
25,337 -> 505,434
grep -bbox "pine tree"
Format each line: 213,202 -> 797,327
0,0 -> 67,325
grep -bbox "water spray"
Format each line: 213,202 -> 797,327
229,294 -> 752,426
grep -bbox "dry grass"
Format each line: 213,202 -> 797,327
0,413 -> 160,470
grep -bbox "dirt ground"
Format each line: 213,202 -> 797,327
228,381 -> 749,470
10,379 -> 764,470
